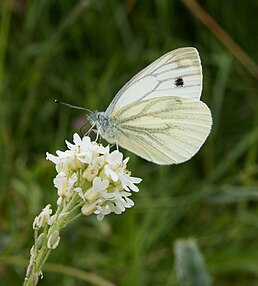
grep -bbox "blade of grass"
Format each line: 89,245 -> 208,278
0,256 -> 116,286
0,0 -> 11,85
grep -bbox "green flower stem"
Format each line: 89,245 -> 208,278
23,193 -> 84,286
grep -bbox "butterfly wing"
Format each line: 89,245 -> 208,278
109,96 -> 212,165
106,48 -> 202,115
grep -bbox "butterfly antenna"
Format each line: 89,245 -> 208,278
55,99 -> 91,113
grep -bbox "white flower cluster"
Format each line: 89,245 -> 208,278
46,134 -> 142,220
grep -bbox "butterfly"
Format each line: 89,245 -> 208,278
58,47 -> 212,165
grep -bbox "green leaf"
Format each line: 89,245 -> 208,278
174,238 -> 212,286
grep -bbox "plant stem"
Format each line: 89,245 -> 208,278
23,195 -> 82,286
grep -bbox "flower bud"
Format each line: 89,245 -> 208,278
81,203 -> 97,216
47,231 -> 60,249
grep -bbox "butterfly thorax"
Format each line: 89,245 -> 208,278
87,111 -> 117,144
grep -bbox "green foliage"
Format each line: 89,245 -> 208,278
174,238 -> 212,286
0,0 -> 258,285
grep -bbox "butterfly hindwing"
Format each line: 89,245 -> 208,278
110,96 -> 211,165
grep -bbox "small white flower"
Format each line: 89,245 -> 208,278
77,136 -> 93,164
83,165 -> 99,182
46,152 -> 59,165
118,172 -> 142,192
92,177 -> 109,191
33,205 -> 52,229
72,133 -> 81,146
92,155 -> 105,170
53,172 -> 78,198
46,150 -> 73,173
53,172 -> 67,196
106,150 -> 123,167
95,204 -> 112,221
85,177 -> 109,202
77,151 -> 93,164
65,133 -> 81,152
104,165 -> 119,182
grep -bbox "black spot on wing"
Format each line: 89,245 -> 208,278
175,77 -> 184,87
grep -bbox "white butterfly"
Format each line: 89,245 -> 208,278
59,47 -> 212,165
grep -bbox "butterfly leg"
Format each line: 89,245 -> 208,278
95,130 -> 99,142
80,123 -> 90,137
84,125 -> 99,142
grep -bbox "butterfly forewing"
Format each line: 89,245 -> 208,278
106,48 -> 202,115
110,97 -> 212,165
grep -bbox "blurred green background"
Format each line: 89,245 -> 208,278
1,0 -> 258,285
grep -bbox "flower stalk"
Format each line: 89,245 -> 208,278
23,134 -> 142,285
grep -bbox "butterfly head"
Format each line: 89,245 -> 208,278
87,111 -> 117,144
